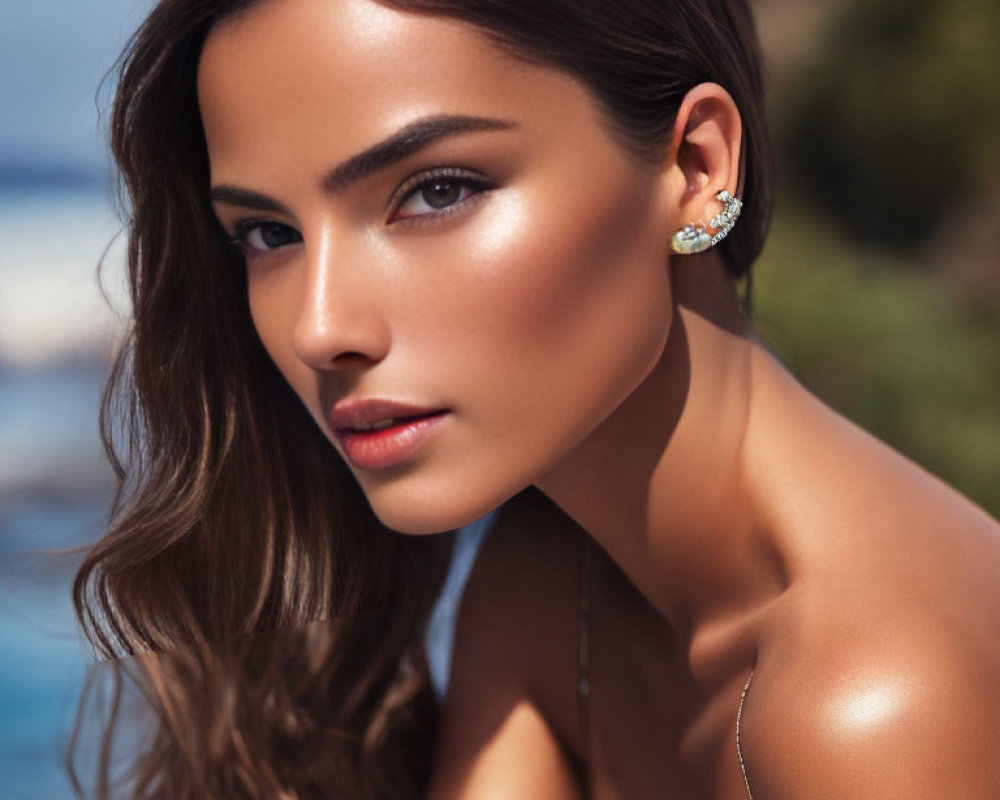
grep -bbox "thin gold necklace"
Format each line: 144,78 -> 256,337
736,669 -> 756,800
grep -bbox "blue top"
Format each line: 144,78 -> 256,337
423,510 -> 497,701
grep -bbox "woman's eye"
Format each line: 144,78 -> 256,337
234,221 -> 302,253
392,172 -> 492,222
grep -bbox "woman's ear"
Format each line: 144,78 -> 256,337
663,83 -> 743,241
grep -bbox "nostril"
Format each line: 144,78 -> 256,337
333,350 -> 380,367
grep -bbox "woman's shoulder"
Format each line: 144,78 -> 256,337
745,575 -> 1000,799
740,381 -> 1000,797
450,487 -> 585,680
427,490 -> 588,800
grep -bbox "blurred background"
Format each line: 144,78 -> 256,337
1,2 -> 153,796
0,0 -> 997,796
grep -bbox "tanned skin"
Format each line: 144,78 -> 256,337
198,1 -> 1000,797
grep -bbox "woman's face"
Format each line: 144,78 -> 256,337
200,0 -> 679,533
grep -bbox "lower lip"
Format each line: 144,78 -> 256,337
335,411 -> 449,470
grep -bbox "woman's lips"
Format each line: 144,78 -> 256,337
329,400 -> 449,469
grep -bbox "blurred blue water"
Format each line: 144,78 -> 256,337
0,364 -> 111,800
0,357 -> 482,800
0,184 -> 477,795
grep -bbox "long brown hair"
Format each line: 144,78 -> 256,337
72,0 -> 772,797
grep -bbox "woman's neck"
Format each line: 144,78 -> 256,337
535,256 -> 785,647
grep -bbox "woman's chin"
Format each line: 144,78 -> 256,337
373,506 -> 486,536
363,481 -> 509,535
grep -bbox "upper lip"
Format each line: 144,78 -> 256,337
329,399 -> 446,431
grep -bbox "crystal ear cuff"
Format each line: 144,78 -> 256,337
670,190 -> 743,255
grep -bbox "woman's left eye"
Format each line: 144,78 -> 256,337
231,220 -> 303,254
391,170 -> 493,222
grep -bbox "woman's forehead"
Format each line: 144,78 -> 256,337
197,0 -> 612,186
199,0 -> 567,131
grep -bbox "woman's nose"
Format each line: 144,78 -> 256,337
291,231 -> 391,371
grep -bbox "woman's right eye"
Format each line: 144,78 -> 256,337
233,221 -> 303,254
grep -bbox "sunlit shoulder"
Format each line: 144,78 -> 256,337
744,606 -> 1000,799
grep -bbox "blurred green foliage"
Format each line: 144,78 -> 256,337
753,0 -> 1000,518
776,0 -> 1000,248
753,202 -> 1000,518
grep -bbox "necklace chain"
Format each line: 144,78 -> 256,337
579,541 -> 756,800
736,669 -> 756,800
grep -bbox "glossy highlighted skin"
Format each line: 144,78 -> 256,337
201,3 -> 1000,800
71,0 -> 1000,797
201,0 -> 684,534
74,0 -> 775,796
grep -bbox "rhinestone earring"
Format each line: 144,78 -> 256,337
670,190 -> 743,255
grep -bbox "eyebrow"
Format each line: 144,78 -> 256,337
323,113 -> 516,192
210,113 -> 517,213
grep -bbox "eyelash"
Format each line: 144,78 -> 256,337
227,167 -> 495,254
389,166 -> 494,225
229,219 -> 301,255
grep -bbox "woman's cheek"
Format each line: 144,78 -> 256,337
416,183 -> 673,493
467,174 -> 670,380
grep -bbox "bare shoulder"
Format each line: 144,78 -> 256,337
743,360 -> 1000,795
744,601 -> 1000,799
428,489 -> 586,800
439,487 -> 585,732
451,487 -> 586,667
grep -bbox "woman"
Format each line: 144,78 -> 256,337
75,0 -> 1000,797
